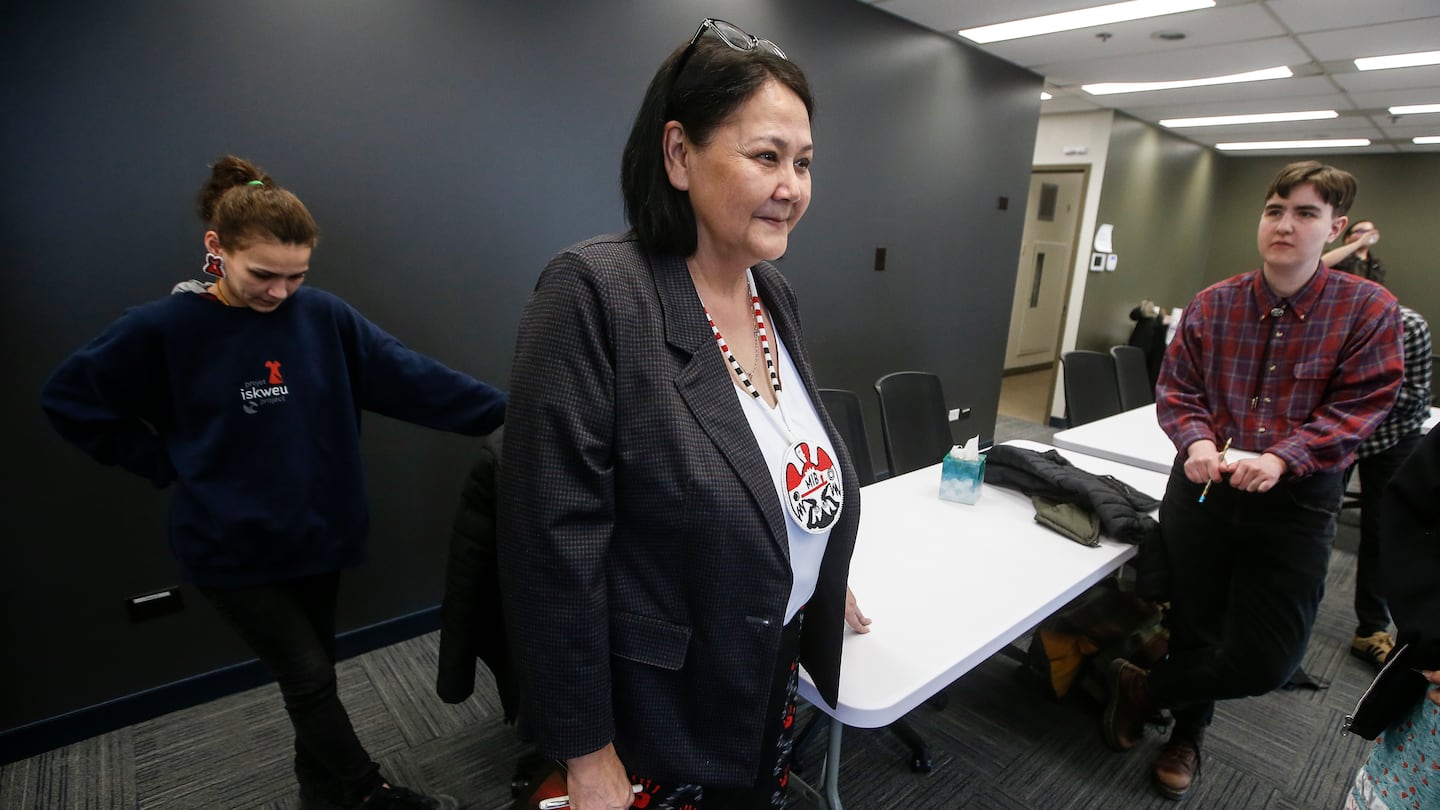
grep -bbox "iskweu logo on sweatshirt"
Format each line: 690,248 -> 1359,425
239,360 -> 290,415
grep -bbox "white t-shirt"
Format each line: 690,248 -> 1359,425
733,330 -> 838,624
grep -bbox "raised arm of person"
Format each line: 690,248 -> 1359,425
335,292 -> 507,435
41,307 -> 176,487
1322,229 -> 1377,267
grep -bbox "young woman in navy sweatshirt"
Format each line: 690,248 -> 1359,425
41,156 -> 505,810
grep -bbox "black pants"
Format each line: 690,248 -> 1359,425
1346,431 -> 1422,636
200,571 -> 381,802
1149,461 -> 1342,736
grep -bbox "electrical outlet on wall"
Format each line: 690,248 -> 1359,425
126,587 -> 184,622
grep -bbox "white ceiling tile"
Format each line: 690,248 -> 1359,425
1174,127 -> 1384,148
1299,18 -> 1440,61
1346,86 -> 1440,109
1040,95 -> 1105,114
983,5 -> 1284,69
857,0 -> 1440,138
1079,76 -> 1340,109
1334,65 -> 1440,94
1376,117 -> 1440,137
1129,93 -> 1355,120
1163,118 -> 1384,144
1384,135 -> 1440,146
1208,143 -> 1396,155
869,0 -> 1105,32
1385,117 -> 1440,131
1037,37 -> 1309,85
1266,0 -> 1438,35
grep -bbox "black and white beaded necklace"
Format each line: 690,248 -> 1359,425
702,268 -> 778,400
700,268 -> 843,534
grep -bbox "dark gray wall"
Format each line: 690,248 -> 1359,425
1074,113 -> 1216,351
1,0 -> 1040,735
1209,153 -> 1440,328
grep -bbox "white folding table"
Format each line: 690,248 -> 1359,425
1051,403 -> 1440,473
797,439 -> 1169,809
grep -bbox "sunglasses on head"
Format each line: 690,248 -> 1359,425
673,18 -> 787,78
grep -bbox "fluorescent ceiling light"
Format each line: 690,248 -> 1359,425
1160,110 -> 1336,128
1041,91 -> 1053,100
1415,136 -> 1440,144
1355,51 -> 1440,71
958,0 -> 1214,44
1216,139 -> 1370,151
1390,104 -> 1440,115
1084,66 -> 1291,96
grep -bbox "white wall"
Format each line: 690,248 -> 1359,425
1032,110 -> 1114,421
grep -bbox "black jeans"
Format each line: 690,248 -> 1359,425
1149,461 -> 1343,736
1347,431 -> 1422,636
200,571 -> 381,802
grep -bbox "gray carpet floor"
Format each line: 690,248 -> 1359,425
1,417 -> 1380,809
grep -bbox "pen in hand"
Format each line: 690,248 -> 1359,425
1198,437 -> 1232,503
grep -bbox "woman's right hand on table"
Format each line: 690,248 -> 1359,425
846,586 -> 872,634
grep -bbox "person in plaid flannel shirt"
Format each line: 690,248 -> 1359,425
1101,161 -> 1405,801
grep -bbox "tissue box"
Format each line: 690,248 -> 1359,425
939,454 -> 985,504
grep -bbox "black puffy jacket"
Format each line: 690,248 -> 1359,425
983,444 -> 1161,546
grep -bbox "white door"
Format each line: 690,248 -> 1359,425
1004,170 -> 1085,370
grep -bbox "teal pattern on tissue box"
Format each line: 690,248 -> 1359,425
939,454 -> 985,504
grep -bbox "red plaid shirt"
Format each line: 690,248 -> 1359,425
1158,265 -> 1403,477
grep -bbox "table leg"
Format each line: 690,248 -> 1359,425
822,718 -> 844,810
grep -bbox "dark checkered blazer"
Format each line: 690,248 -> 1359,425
498,232 -> 860,786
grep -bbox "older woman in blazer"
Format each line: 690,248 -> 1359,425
499,19 -> 866,810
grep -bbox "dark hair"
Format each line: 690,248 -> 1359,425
197,155 -> 319,250
1264,161 -> 1357,217
620,36 -> 813,257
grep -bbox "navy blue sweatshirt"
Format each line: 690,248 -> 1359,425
42,285 -> 507,586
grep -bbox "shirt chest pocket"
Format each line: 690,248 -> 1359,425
1285,358 -> 1336,419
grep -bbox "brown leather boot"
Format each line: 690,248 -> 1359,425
1153,734 -> 1202,800
1102,658 -> 1153,751
1351,631 -> 1395,670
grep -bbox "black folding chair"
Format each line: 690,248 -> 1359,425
818,388 -> 877,486
1062,350 -> 1123,427
873,371 -> 952,477
1111,345 -> 1155,410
